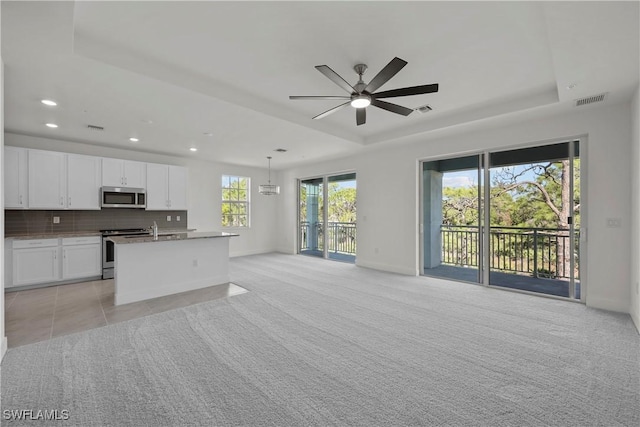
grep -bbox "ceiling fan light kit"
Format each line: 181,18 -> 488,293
290,57 -> 439,126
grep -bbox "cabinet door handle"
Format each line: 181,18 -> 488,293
54,250 -> 57,260
125,177 -> 128,185
19,195 -> 23,205
60,196 -> 63,206
68,197 -> 71,207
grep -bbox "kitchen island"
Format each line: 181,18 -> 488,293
109,231 -> 238,305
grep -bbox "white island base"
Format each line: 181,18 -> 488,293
113,232 -> 236,306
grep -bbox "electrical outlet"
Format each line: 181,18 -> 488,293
606,218 -> 621,228
166,215 -> 172,222
177,216 -> 181,222
53,216 -> 60,224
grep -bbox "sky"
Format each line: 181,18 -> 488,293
442,164 -> 551,189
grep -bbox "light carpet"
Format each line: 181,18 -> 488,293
1,253 -> 638,426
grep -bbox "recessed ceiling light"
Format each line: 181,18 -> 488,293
41,99 -> 57,107
129,137 -> 139,142
190,147 -> 198,152
45,123 -> 58,128
567,83 -> 578,90
203,132 -> 213,137
141,119 -> 154,124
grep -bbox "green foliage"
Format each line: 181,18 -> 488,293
443,160 -> 580,229
299,182 -> 356,224
222,176 -> 249,227
328,183 -> 356,223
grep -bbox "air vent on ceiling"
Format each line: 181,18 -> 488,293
416,104 -> 433,114
575,93 -> 607,107
87,124 -> 104,131
274,148 -> 287,153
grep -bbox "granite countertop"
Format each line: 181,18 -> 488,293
7,231 -> 103,240
108,231 -> 238,244
6,228 -> 196,240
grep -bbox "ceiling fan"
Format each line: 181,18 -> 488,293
290,57 -> 438,126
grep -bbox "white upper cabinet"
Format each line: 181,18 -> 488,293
4,146 -> 28,208
102,158 -> 146,188
27,150 -> 101,210
168,165 -> 188,210
145,162 -> 169,210
145,163 -> 188,210
67,154 -> 101,210
28,149 -> 66,209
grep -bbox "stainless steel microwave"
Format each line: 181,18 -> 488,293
100,187 -> 146,208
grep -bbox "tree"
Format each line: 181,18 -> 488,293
491,160 -> 580,277
441,159 -> 580,278
327,183 -> 356,223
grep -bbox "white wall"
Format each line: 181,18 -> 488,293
1,51 -> 7,359
630,85 -> 640,332
4,133 -> 279,258
278,101 -> 634,314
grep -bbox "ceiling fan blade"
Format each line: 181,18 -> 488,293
313,101 -> 350,120
290,96 -> 351,100
373,84 -> 439,99
364,57 -> 408,93
356,108 -> 366,126
371,99 -> 414,116
315,65 -> 356,94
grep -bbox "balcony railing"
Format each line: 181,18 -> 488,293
300,221 -> 356,255
441,225 -> 580,280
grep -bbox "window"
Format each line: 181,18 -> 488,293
222,175 -> 250,227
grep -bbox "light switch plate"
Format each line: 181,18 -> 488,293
166,215 -> 172,222
177,216 -> 181,222
53,216 -> 60,224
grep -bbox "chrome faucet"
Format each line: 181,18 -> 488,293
152,221 -> 158,239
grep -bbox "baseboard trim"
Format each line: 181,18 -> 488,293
230,248 -> 276,258
356,259 -> 417,276
631,309 -> 640,335
115,275 -> 229,306
1,336 -> 7,361
586,295 -> 628,313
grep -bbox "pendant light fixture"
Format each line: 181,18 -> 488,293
259,156 -> 280,195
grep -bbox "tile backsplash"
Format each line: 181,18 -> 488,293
4,209 -> 188,236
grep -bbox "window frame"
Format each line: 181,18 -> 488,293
221,175 -> 251,228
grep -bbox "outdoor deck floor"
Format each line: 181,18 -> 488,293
424,264 -> 581,299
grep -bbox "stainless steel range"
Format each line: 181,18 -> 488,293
101,228 -> 151,279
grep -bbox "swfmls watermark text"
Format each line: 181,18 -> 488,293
3,409 -> 70,421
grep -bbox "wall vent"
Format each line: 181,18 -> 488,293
416,104 -> 433,114
87,124 -> 104,131
575,93 -> 607,107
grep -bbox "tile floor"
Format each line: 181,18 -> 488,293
4,280 -> 248,348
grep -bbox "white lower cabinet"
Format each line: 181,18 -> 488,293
62,237 -> 102,280
7,236 -> 102,288
12,239 -> 60,287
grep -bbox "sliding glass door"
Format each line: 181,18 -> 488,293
423,155 -> 483,284
299,178 -> 324,258
421,141 -> 582,300
299,174 -> 356,263
488,142 -> 580,299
